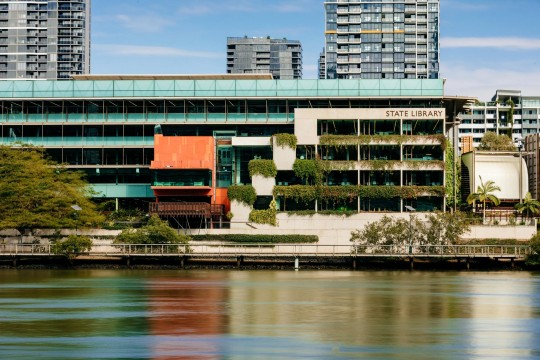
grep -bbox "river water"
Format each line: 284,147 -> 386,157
1,270 -> 539,359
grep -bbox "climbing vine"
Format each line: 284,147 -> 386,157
273,133 -> 297,150
273,185 -> 445,202
248,159 -> 277,178
227,185 -> 257,206
249,199 -> 278,226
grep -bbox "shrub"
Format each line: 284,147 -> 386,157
248,159 -> 277,178
51,235 -> 93,260
227,185 -> 257,206
115,215 -> 190,245
249,199 -> 278,226
190,234 -> 318,243
273,133 -> 297,149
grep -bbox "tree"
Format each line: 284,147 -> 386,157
515,192 -> 540,218
51,235 -> 93,261
0,146 -> 104,236
115,215 -> 190,246
350,212 -> 469,254
466,176 -> 501,224
478,132 -> 515,151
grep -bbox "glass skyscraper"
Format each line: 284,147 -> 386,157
322,0 -> 439,80
0,0 -> 90,80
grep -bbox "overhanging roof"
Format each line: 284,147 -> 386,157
71,74 -> 275,81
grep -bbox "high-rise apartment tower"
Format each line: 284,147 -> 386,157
322,0 -> 439,80
0,0 -> 90,80
227,37 -> 302,80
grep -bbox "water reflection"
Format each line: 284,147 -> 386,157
0,270 -> 539,359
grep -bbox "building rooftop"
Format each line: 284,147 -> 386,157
71,74 -> 274,81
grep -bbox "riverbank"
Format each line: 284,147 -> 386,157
1,255 -> 533,271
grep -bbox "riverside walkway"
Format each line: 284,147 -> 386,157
0,243 -> 532,269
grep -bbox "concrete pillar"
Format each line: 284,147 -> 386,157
352,258 -> 357,270
409,257 -> 414,271
125,257 -> 131,267
294,257 -> 299,271
466,258 -> 470,271
237,256 -> 243,268
12,257 -> 17,267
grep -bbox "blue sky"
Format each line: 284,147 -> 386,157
91,0 -> 540,101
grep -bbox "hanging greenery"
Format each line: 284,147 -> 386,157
274,185 -> 318,203
293,159 -> 318,184
249,199 -> 278,226
227,185 -> 257,206
273,133 -> 297,150
248,159 -> 277,178
319,134 -> 447,150
274,184 -> 444,203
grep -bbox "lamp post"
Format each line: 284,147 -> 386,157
404,205 -> 415,255
514,138 -> 524,204
71,204 -> 82,235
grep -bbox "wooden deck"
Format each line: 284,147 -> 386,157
149,202 -> 224,218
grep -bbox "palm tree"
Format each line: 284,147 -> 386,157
467,176 -> 501,224
515,192 -> 540,219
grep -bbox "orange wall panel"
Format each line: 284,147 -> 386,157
151,135 -> 215,170
214,188 -> 231,213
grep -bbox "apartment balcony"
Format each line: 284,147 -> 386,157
349,68 -> 361,74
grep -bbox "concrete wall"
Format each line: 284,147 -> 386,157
202,213 -> 537,245
251,174 -> 275,196
273,137 -> 296,170
230,200 -> 252,226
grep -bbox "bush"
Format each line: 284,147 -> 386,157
51,235 -> 93,260
115,215 -> 190,245
227,185 -> 257,206
248,159 -> 277,178
190,234 -> 318,243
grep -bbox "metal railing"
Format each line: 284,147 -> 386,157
0,243 -> 532,258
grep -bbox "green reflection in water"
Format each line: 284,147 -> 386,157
0,270 -> 539,360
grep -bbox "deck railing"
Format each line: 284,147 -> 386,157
0,243 -> 532,258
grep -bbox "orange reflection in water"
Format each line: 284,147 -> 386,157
147,273 -> 229,360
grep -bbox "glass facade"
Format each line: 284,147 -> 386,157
0,78 -> 453,211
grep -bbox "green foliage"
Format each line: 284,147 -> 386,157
249,199 -> 278,226
350,212 -> 470,253
115,215 -> 190,245
248,159 -> 277,178
526,232 -> 540,266
293,159 -> 319,184
445,139 -> 461,209
467,176 -> 501,223
51,235 -> 93,260
274,185 -> 445,203
319,134 -> 446,148
227,185 -> 257,206
515,192 -> 540,218
190,234 -> 318,243
273,133 -> 297,150
226,211 -> 234,220
0,146 -> 104,233
274,185 -> 318,203
478,132 -> 515,151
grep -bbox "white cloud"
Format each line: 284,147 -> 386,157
178,0 -> 316,15
114,14 -> 175,33
442,37 -> 540,50
441,63 -> 540,101
94,44 -> 222,59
